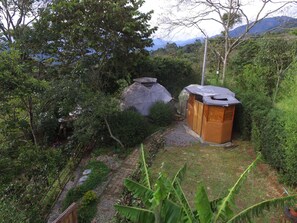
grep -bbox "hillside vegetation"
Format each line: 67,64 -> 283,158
1,0 -> 297,221
154,31 -> 297,186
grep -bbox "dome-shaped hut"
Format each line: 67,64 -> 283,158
121,77 -> 172,116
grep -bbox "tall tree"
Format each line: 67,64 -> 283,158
163,0 -> 294,83
0,0 -> 48,43
31,0 -> 156,92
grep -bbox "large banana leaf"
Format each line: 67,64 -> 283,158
171,179 -> 196,222
213,155 -> 261,222
227,194 -> 297,223
195,183 -> 213,223
140,144 -> 151,189
162,199 -> 184,223
124,178 -> 154,207
115,205 -> 155,222
172,164 -> 187,187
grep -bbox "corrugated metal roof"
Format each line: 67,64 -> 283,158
185,84 -> 240,106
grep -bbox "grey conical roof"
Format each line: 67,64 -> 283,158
121,78 -> 172,116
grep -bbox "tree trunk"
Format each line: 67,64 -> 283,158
104,117 -> 124,149
273,70 -> 282,105
28,97 -> 38,146
222,54 -> 228,84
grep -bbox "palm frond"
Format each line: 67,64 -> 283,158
195,183 -> 213,223
115,205 -> 155,222
140,144 -> 151,189
213,154 -> 261,222
227,195 -> 297,223
124,179 -> 154,207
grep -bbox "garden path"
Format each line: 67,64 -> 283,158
92,148 -> 140,223
92,121 -> 199,222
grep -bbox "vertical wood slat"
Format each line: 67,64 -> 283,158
52,202 -> 78,223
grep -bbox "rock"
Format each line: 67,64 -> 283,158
78,176 -> 88,185
83,169 -> 92,175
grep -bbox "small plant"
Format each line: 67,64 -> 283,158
78,191 -> 98,223
81,190 -> 97,207
149,101 -> 174,127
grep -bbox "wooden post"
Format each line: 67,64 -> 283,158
201,37 -> 208,86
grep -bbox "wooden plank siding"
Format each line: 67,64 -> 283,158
52,203 -> 78,223
186,93 -> 236,144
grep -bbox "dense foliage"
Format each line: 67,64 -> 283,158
134,56 -> 199,97
149,101 -> 174,127
228,35 -> 297,185
108,110 -> 152,148
0,0 -> 158,221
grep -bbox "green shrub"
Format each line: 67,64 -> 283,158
260,109 -> 285,171
133,57 -> 199,97
281,110 -> 297,185
81,190 -> 97,207
78,200 -> 97,223
108,110 -> 151,147
78,191 -> 98,223
149,101 -> 174,127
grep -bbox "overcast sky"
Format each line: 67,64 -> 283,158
140,0 -> 297,41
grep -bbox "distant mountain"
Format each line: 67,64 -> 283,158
229,16 -> 297,37
148,16 -> 297,51
147,37 -> 203,51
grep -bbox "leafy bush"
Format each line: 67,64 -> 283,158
78,199 -> 97,223
233,64 -> 272,139
108,110 -> 152,147
78,190 -> 98,222
260,109 -> 285,171
81,190 -> 97,207
133,56 -> 199,97
235,60 -> 297,186
149,101 -> 174,127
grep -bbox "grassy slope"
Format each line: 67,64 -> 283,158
150,140 -> 285,222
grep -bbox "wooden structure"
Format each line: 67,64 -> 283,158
52,203 -> 78,223
186,85 -> 240,144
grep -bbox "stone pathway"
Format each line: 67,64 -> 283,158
92,149 -> 140,223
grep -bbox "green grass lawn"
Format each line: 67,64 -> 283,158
150,140 -> 286,222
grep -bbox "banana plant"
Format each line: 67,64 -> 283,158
115,146 -> 297,223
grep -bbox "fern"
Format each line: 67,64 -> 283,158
115,205 -> 155,222
213,155 -> 261,222
227,195 -> 297,223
